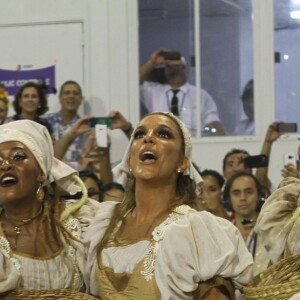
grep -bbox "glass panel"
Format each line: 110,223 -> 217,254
274,0 -> 300,134
200,0 -> 254,136
138,0 -> 254,137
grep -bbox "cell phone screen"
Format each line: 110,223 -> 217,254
276,123 -> 298,133
89,117 -> 112,128
244,154 -> 269,169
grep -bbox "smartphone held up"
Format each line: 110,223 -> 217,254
95,124 -> 108,148
276,122 -> 298,133
89,117 -> 112,128
244,154 -> 269,169
283,153 -> 297,168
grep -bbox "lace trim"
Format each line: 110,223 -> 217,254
141,205 -> 192,281
141,242 -> 159,281
63,216 -> 82,289
63,216 -> 82,239
0,236 -> 21,271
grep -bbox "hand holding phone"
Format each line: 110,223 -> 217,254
90,117 -> 112,128
283,153 -> 297,168
95,124 -> 108,148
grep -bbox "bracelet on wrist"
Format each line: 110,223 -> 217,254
122,122 -> 133,133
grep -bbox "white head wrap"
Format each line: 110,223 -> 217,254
113,112 -> 202,193
0,120 -> 81,194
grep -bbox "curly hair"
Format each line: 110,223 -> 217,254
13,81 -> 49,116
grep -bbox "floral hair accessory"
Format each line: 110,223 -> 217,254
0,86 -> 10,108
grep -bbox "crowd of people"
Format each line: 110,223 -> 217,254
0,50 -> 299,299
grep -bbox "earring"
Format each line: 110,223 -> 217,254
177,168 -> 182,173
36,182 -> 45,201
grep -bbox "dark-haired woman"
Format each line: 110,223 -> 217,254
199,169 -> 230,220
3,81 -> 54,140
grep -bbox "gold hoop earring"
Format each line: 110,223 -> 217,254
36,182 -> 45,201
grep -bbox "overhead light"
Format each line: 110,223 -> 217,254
291,0 -> 300,5
290,10 -> 300,19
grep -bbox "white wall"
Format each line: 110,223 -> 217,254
0,0 -> 297,188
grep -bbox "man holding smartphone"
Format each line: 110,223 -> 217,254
139,48 -> 226,136
223,121 -> 283,196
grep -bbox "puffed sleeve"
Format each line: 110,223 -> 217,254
72,198 -> 103,239
83,201 -> 119,296
255,177 -> 300,263
155,211 -> 253,300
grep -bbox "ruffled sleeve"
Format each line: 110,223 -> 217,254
82,201 -> 119,296
70,198 -> 103,239
155,211 -> 253,300
255,177 -> 300,263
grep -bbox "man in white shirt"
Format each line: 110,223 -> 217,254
235,79 -> 254,135
140,49 -> 225,136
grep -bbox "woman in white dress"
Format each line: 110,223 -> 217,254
84,112 -> 253,299
0,120 -> 100,298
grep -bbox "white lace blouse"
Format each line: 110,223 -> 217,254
0,198 -> 101,293
84,201 -> 253,299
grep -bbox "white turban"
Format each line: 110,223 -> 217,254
0,120 -> 81,194
113,112 -> 202,192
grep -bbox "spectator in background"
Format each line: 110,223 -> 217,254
223,121 -> 283,195
45,80 -> 85,163
79,170 -> 124,203
222,148 -> 250,181
4,82 -> 54,139
199,169 -> 230,220
79,128 -> 113,184
235,79 -> 254,135
99,181 -> 124,202
79,170 -> 104,202
223,171 -> 269,277
0,85 -> 9,124
78,111 -> 133,182
140,48 -> 226,136
53,110 -> 132,182
223,172 -> 264,251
